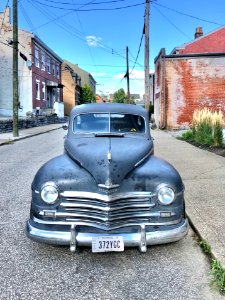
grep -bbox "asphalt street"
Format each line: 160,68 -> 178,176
0,129 -> 223,300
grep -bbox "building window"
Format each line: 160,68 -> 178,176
56,88 -> 60,102
36,80 -> 40,100
41,52 -> 45,71
56,64 -> 59,78
35,47 -> 39,68
42,82 -> 46,100
47,57 -> 51,74
52,63 -> 55,76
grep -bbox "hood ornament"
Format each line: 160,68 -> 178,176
107,150 -> 112,162
98,178 -> 120,190
98,143 -> 119,190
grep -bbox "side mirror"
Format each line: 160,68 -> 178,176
151,123 -> 157,130
62,123 -> 68,130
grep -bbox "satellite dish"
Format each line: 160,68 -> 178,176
26,60 -> 33,70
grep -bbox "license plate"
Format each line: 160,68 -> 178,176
92,236 -> 124,253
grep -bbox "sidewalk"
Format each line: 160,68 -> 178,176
0,124 -> 62,145
1,125 -> 224,267
152,129 -> 225,267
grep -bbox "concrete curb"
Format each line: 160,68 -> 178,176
0,126 -> 62,146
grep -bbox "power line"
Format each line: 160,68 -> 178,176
19,1 -> 39,35
22,0 -> 97,33
112,76 -> 125,93
31,0 -> 129,5
152,4 -> 192,40
29,0 -> 145,11
25,0 -> 143,66
0,40 -> 13,48
153,2 -> 224,26
130,25 -> 144,75
80,64 -> 143,68
73,2 -> 101,76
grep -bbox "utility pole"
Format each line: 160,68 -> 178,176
126,46 -> 130,103
144,0 -> 150,112
13,0 -> 19,137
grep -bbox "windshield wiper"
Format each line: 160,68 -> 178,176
94,133 -> 125,137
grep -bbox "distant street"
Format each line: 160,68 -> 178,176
0,129 -> 222,300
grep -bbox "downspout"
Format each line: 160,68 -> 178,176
162,54 -> 166,129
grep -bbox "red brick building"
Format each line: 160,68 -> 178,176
154,26 -> 225,129
32,36 -> 63,114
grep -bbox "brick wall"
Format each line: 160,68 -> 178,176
165,56 -> 225,128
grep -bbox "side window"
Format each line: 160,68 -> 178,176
56,65 -> 59,78
42,82 -> 46,100
36,80 -> 40,99
47,57 -> 51,74
35,47 -> 39,68
52,63 -> 55,76
41,52 -> 45,70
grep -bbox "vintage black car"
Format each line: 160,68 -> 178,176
26,103 -> 189,253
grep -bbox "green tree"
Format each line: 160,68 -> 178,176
113,88 -> 127,103
80,83 -> 96,104
129,96 -> 136,105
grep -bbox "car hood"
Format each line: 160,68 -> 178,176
64,135 -> 153,186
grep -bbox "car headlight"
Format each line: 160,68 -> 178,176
157,186 -> 175,205
41,182 -> 59,204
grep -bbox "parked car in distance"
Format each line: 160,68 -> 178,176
26,103 -> 189,253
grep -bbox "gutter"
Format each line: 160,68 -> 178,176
162,51 -> 225,60
163,54 -> 167,129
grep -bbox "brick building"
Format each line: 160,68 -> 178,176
61,62 -> 81,116
0,6 -> 63,118
63,60 -> 96,95
154,26 -> 225,129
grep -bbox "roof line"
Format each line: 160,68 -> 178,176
171,24 -> 225,54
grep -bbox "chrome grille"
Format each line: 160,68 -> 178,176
59,191 -> 155,224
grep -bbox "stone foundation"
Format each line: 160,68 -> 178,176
0,115 -> 68,133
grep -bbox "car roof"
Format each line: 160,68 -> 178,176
70,103 -> 148,118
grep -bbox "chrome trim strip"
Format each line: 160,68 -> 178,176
98,183 -> 120,190
33,216 -> 181,229
134,151 -> 152,167
60,191 -> 155,202
60,202 -> 155,211
26,219 -> 189,250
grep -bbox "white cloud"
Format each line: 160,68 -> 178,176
129,70 -> 144,80
86,35 -> 104,47
114,69 -> 144,80
91,72 -> 107,77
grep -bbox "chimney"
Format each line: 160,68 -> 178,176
195,27 -> 203,39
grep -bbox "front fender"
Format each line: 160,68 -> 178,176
122,155 -> 184,194
32,154 -> 96,193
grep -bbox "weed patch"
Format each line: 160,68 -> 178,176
199,239 -> 211,255
211,259 -> 225,294
197,238 -> 225,295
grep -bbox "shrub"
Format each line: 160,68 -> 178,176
211,110 -> 224,147
182,130 -> 194,140
192,108 -> 224,147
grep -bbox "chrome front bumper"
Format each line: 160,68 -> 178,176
26,218 -> 189,252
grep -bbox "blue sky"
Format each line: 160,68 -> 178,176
1,0 -> 225,97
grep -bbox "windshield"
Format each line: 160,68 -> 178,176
73,113 -> 145,134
